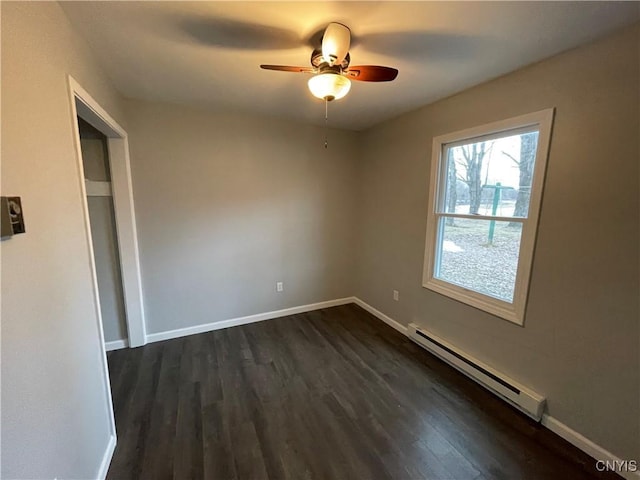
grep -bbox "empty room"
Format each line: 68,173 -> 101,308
1,2 -> 638,479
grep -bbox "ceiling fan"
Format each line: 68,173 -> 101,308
260,23 -> 398,101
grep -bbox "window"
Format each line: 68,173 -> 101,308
422,109 -> 554,325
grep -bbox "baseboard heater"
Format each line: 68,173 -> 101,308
407,323 -> 545,421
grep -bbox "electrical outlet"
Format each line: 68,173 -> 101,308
276,282 -> 284,292
393,290 -> 399,301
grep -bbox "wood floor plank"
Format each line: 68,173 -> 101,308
107,304 -> 623,480
202,401 -> 237,480
138,341 -> 182,480
107,344 -> 163,479
173,381 -> 203,480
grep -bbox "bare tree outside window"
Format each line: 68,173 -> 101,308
502,132 -> 538,225
445,149 -> 457,226
455,141 -> 493,215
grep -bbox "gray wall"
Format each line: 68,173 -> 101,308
79,120 -> 128,343
1,2 -> 127,478
125,99 -> 360,335
355,24 -> 639,461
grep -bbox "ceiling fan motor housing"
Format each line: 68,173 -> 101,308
311,49 -> 350,71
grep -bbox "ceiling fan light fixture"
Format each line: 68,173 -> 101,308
308,73 -> 351,101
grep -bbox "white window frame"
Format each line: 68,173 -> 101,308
422,109 -> 554,325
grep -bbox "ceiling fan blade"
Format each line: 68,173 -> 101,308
343,65 -> 398,82
260,65 -> 315,73
322,23 -> 351,65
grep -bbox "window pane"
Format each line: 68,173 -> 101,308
435,217 -> 522,302
442,131 -> 539,218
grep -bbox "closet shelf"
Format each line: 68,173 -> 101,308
85,179 -> 112,197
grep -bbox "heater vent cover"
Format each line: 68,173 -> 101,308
408,323 -> 545,421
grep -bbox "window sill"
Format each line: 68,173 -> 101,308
423,278 -> 525,326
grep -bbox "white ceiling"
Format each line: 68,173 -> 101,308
60,1 -> 639,131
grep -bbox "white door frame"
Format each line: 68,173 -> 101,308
67,76 -> 147,349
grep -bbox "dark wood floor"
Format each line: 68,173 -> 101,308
106,304 -> 620,480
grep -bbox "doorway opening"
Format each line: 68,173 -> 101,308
78,118 -> 129,349
68,76 -> 146,351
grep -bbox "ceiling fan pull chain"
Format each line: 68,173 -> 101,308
324,98 -> 329,149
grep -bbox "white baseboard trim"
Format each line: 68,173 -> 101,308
542,415 -> 640,480
105,339 -> 128,351
96,434 -> 116,480
352,297 -> 408,335
145,297 -> 355,344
